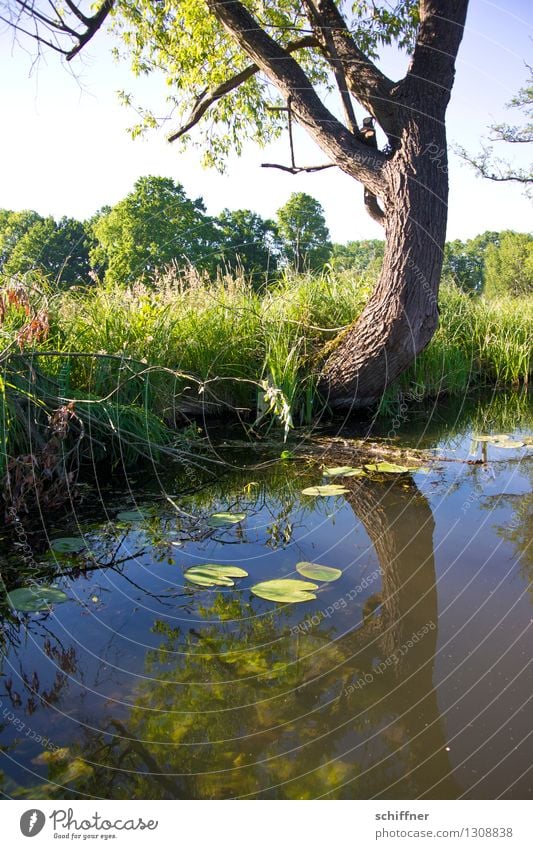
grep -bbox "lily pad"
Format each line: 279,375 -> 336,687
473,434 -> 524,448
296,561 -> 342,582
207,512 -> 246,528
184,563 -> 248,588
250,578 -> 318,604
364,462 -> 411,474
301,484 -> 349,497
116,509 -> 148,522
50,537 -> 86,554
323,466 -> 365,477
7,585 -> 69,612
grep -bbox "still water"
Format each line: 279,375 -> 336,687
1,393 -> 531,799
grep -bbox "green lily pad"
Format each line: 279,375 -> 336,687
116,509 -> 147,522
7,585 -> 69,612
491,439 -> 524,448
50,537 -> 86,554
184,563 -> 248,588
296,561 -> 342,582
474,434 -> 524,448
323,466 -> 365,477
364,462 -> 411,474
250,578 -> 318,604
207,512 -> 246,528
301,484 -> 349,497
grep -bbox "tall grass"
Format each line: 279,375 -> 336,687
2,270 -> 532,450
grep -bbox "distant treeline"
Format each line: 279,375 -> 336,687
1,176 -> 531,297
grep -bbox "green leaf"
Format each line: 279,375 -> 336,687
207,511 -> 246,527
364,462 -> 411,474
323,466 -> 365,477
250,578 -> 318,604
280,450 -> 294,459
301,484 -> 349,496
7,585 -> 69,612
296,561 -> 342,582
116,509 -> 147,521
183,563 -> 248,588
50,537 -> 86,554
184,570 -> 234,588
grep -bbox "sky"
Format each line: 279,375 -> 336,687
0,0 -> 532,243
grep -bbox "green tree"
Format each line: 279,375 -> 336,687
0,209 -> 43,268
3,215 -> 92,287
331,240 -> 385,277
4,0 -> 469,408
484,231 -> 533,298
91,176 -> 219,285
442,231 -> 501,294
276,193 -> 331,272
215,208 -> 279,283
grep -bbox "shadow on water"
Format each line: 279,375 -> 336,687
0,392 -> 531,799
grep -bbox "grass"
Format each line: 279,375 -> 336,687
1,267 -> 531,483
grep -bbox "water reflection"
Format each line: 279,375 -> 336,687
1,404 -> 532,799
2,470 -> 462,799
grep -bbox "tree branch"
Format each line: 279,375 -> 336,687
2,0 -> 114,60
167,35 -> 318,144
399,1 -> 469,109
300,0 -> 398,139
206,0 -> 386,193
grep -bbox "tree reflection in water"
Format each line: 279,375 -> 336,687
2,467 -> 461,800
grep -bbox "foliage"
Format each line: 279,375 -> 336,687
276,193 -> 332,272
0,211 -> 92,287
90,175 -> 219,284
330,240 -> 385,276
214,208 -> 280,285
483,231 -> 533,298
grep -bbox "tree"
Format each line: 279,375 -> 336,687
456,67 -> 533,199
215,208 -> 279,283
483,231 -> 533,299
90,176 -> 219,284
3,0 -> 470,408
0,209 -> 43,268
442,231 -> 501,294
276,192 -> 331,272
2,215 -> 92,286
331,240 -> 385,276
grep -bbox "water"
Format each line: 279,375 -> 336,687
0,393 -> 532,799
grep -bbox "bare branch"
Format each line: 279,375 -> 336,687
261,162 -> 335,174
1,0 -> 114,60
167,36 -> 318,144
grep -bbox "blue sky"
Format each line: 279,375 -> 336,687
1,0 -> 531,242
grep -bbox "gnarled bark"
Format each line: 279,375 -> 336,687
318,117 -> 449,408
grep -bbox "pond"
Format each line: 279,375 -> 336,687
0,392 -> 532,799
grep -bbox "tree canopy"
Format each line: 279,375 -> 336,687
90,176 -> 219,283
276,192 -> 331,272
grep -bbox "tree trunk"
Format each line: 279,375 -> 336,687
319,117 -> 449,409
